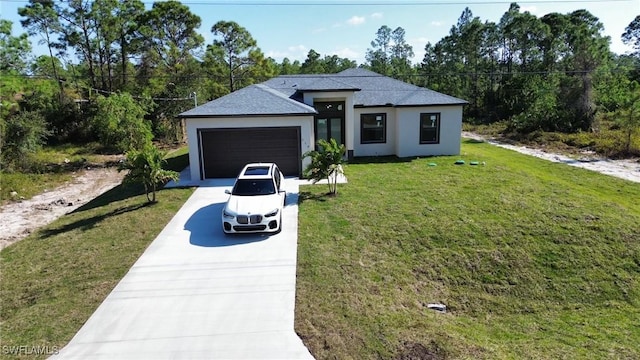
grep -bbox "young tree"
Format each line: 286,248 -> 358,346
614,81 -> 640,154
1,111 -> 50,171
92,92 -> 152,152
622,15 -> 640,57
280,57 -> 301,74
0,20 -> 31,73
366,25 -> 414,79
118,144 -> 179,203
0,20 -> 32,157
18,0 -> 63,97
138,0 -> 203,75
302,138 -> 346,195
137,0 -> 203,141
207,20 -> 260,93
390,26 -> 414,81
300,49 -> 324,74
299,50 -> 356,74
366,25 -> 392,75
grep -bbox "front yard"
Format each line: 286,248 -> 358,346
296,139 -> 640,359
2,140 -> 639,359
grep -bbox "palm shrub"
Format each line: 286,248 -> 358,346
118,144 -> 179,203
303,138 -> 346,195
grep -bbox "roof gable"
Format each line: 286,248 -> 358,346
179,84 -> 316,117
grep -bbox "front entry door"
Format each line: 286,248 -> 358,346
314,101 -> 345,147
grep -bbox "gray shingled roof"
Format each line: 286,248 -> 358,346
179,68 -> 466,117
178,84 -> 316,117
335,68 -> 467,107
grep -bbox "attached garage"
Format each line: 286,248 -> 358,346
199,127 -> 301,178
179,84 -> 317,181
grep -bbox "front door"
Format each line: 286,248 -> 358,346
314,101 -> 345,147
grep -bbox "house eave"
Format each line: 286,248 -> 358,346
354,104 -> 395,108
178,112 -> 317,119
354,102 -> 467,109
393,102 -> 469,108
295,88 -> 361,93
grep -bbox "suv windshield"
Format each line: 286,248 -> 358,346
232,179 -> 276,196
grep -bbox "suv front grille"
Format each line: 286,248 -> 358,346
250,215 -> 262,224
237,215 -> 263,224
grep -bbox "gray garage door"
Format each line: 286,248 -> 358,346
199,127 -> 301,179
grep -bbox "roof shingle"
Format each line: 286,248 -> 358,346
179,84 -> 317,117
179,68 -> 467,117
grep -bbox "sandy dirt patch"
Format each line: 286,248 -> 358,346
462,132 -> 640,183
0,167 -> 125,251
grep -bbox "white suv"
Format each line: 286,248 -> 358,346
222,163 -> 286,234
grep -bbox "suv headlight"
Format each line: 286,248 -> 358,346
222,209 -> 235,219
265,208 -> 279,217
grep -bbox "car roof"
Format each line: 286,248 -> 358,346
237,163 -> 277,179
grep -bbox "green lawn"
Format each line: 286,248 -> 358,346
2,141 -> 638,359
295,139 -> 640,359
0,149 -> 192,360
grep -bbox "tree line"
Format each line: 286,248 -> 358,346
1,1 -> 639,171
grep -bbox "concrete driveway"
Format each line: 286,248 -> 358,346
55,179 -> 313,359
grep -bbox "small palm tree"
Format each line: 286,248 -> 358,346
118,144 -> 179,203
303,138 -> 346,195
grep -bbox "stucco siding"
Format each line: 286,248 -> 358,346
185,116 -> 314,180
353,108 -> 397,157
395,106 -> 462,158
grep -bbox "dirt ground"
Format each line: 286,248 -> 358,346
1,135 -> 638,251
0,167 -> 125,251
462,132 -> 640,183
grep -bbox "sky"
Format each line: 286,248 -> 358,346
1,0 -> 638,66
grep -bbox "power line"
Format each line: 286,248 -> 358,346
0,0 -> 633,4
2,67 -> 631,83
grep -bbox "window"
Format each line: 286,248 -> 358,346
420,113 -> 440,144
274,167 -> 281,190
360,113 -> 386,144
243,166 -> 270,176
232,179 -> 276,196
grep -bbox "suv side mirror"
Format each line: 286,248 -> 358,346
224,189 -> 231,194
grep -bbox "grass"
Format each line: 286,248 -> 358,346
0,148 -> 192,359
295,140 -> 640,359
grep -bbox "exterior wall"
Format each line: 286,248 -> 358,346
302,91 -> 355,152
395,105 -> 463,158
353,107 -> 397,157
185,115 -> 314,181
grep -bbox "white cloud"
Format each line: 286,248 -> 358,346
347,16 -> 366,26
265,44 -> 308,62
370,12 -> 383,19
332,47 -> 359,58
430,21 -> 443,27
288,45 -> 307,53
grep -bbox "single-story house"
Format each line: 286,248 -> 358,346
178,68 -> 467,180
